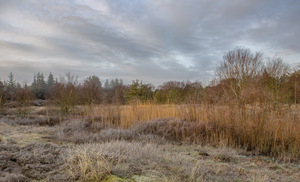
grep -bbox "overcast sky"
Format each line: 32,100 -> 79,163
0,0 -> 299,86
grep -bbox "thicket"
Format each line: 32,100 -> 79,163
1,47 -> 300,112
2,47 -> 298,108
1,47 -> 300,114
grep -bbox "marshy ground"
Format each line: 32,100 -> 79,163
0,105 -> 300,182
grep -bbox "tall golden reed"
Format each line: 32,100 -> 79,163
72,100 -> 300,159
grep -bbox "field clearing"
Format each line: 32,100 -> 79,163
0,103 -> 300,181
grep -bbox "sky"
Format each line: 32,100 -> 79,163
0,0 -> 300,87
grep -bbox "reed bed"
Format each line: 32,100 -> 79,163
68,101 -> 300,160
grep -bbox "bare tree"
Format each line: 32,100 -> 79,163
262,57 -> 291,107
47,72 -> 78,115
216,47 -> 263,103
15,84 -> 34,118
79,75 -> 103,110
0,80 -> 8,114
264,57 -> 290,79
291,64 -> 300,104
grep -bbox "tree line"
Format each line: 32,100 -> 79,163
0,47 -> 299,114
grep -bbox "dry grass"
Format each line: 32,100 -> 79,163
1,116 -> 300,182
63,141 -> 213,181
65,144 -> 115,181
64,102 -> 300,160
1,100 -> 300,181
55,118 -> 203,144
63,141 -> 300,182
0,117 -> 67,148
0,114 -> 63,126
2,101 -> 300,159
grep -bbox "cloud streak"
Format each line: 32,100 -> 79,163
0,0 -> 299,86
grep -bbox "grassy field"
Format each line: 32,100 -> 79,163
77,102 -> 300,160
0,103 -> 300,181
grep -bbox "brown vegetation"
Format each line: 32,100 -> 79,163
1,116 -> 299,181
58,102 -> 300,161
1,47 -> 300,181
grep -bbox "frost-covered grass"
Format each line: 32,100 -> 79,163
0,115 -> 300,181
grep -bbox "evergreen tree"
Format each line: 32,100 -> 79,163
104,78 -> 122,91
84,75 -> 102,89
104,79 -> 110,91
16,82 -> 22,90
47,72 -> 55,89
31,72 -> 47,99
123,79 -> 153,102
8,72 -> 16,88
7,72 -> 16,100
110,79 -> 116,89
32,73 -> 37,87
115,78 -> 120,86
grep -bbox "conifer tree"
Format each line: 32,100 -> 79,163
110,79 -> 116,89
7,72 -> 16,100
104,79 -> 110,91
31,72 -> 47,99
115,78 -> 119,86
123,79 -> 153,102
47,72 -> 55,89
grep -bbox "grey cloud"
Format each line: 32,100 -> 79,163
0,0 -> 299,86
0,41 -> 38,53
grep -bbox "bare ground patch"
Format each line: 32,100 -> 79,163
0,143 -> 68,182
